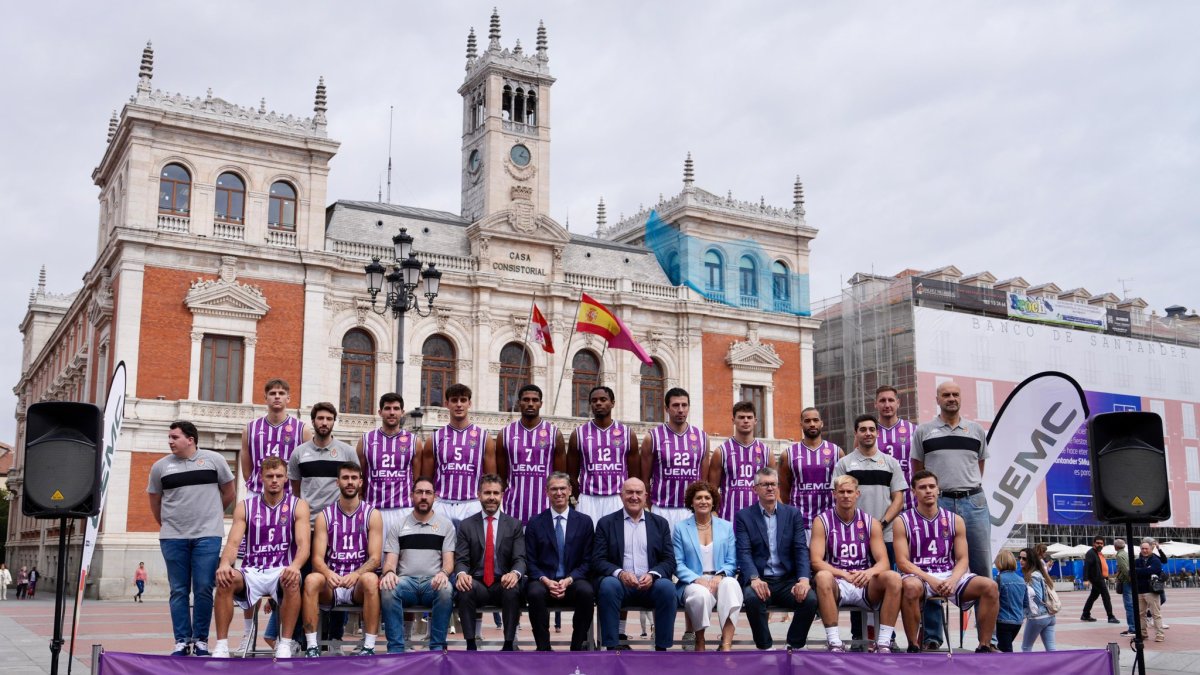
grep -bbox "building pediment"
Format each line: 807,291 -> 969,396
184,256 -> 269,320
725,337 -> 784,372
468,208 -> 571,246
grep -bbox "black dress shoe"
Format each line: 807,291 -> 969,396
655,647 -> 667,651
608,645 -> 631,651
501,642 -> 515,651
1080,615 -> 1098,622
466,640 -> 478,651
907,645 -> 921,653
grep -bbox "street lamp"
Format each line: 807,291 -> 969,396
365,227 -> 442,400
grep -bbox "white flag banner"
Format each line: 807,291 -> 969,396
983,371 -> 1089,557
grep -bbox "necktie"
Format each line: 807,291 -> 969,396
484,515 -> 496,586
555,515 -> 567,579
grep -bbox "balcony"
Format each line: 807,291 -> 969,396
156,213 -> 190,233
501,120 -> 538,137
213,221 -> 245,241
266,228 -> 297,248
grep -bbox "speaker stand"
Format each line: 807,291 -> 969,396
1126,522 -> 1146,675
49,517 -> 69,675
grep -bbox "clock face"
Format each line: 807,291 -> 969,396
468,149 -> 481,172
510,144 -> 531,167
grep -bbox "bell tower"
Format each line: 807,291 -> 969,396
459,10 -> 554,225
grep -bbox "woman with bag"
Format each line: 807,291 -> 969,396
1135,541 -> 1165,642
1020,547 -> 1057,651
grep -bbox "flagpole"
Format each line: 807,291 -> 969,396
552,288 -> 586,416
598,341 -> 610,386
509,297 -> 536,418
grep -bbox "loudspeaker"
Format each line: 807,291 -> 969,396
21,401 -> 103,518
1087,411 -> 1170,524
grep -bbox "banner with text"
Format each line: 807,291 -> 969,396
1007,292 -> 1107,331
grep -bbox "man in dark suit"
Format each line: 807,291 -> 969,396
593,477 -> 677,650
525,471 -> 595,651
454,473 -> 527,650
735,466 -> 818,649
1081,535 -> 1119,623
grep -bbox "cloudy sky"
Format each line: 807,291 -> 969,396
1,1 -> 1196,443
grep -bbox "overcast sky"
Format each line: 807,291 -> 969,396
1,1 -> 1197,443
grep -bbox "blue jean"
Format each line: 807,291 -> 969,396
1021,615 -> 1056,651
597,576 -> 677,650
381,576 -> 453,652
923,493 -> 991,645
1122,584 -> 1135,632
160,537 -> 222,643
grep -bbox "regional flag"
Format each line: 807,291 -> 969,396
531,303 -> 554,353
576,293 -> 653,364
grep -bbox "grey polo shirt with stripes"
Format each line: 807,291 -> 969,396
911,418 -> 989,492
831,449 -> 907,542
147,448 -> 235,539
288,439 -> 358,521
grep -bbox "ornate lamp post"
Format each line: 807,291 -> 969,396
364,227 -> 442,398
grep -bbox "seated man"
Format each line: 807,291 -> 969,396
454,473 -> 527,650
810,475 -> 902,653
380,477 -> 457,653
735,466 -> 818,649
894,470 -> 999,653
212,457 -> 310,658
593,478 -> 677,650
301,463 -> 383,657
525,472 -> 595,651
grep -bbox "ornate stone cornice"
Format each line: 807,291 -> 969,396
725,330 -> 784,373
132,86 -> 328,138
185,257 -> 269,320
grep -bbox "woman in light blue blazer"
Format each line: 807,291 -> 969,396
673,480 -> 743,651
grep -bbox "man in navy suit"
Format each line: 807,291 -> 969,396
525,472 -> 595,651
735,466 -> 819,649
593,478 -> 677,650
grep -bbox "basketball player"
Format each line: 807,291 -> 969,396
810,475 -> 902,653
567,385 -> 639,524
874,386 -> 917,513
496,384 -> 565,525
301,463 -> 383,657
416,384 -> 496,523
212,457 -> 311,658
779,407 -> 843,533
707,401 -> 776,521
641,387 -> 710,532
357,392 -> 417,537
894,470 -> 999,653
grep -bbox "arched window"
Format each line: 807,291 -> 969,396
501,85 -> 513,121
639,360 -> 665,423
340,329 -> 375,415
214,172 -> 245,224
571,350 -> 601,417
514,87 -> 526,126
739,255 -> 758,300
268,181 -> 297,231
772,260 -> 791,310
704,250 -> 724,294
420,335 -> 457,407
498,342 -> 531,412
526,90 -> 537,126
158,163 -> 191,216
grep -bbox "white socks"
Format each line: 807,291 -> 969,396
364,634 -> 377,649
878,625 -> 896,647
306,632 -> 319,649
215,639 -> 229,652
825,626 -> 842,646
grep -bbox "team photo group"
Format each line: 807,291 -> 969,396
149,376 -> 1026,659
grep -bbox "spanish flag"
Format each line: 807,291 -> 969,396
576,293 -> 653,364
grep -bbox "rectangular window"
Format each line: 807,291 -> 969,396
1183,403 -> 1197,439
975,380 -> 995,422
739,384 -> 766,439
200,335 -> 243,403
1187,447 -> 1200,483
1190,491 -> 1200,526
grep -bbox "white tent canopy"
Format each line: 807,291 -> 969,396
1161,541 -> 1200,558
1047,543 -> 1091,560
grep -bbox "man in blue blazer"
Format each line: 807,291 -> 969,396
735,466 -> 818,649
525,472 -> 595,651
593,478 -> 677,650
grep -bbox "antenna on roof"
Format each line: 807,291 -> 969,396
386,105 -> 394,204
1118,277 -> 1133,299
378,174 -> 383,203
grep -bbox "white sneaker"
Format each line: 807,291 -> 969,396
274,639 -> 294,659
236,633 -> 254,654
211,643 -> 230,659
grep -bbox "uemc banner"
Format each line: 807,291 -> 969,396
1007,292 -> 1107,331
984,371 -> 1089,556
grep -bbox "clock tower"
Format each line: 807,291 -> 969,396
459,10 -> 555,226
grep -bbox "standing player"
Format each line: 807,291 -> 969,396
707,401 -> 776,521
874,386 -> 917,514
289,403 -> 358,520
641,387 -> 710,532
301,463 -> 384,657
497,384 -> 565,525
416,384 -> 496,523
567,386 -> 639,525
212,457 -> 311,658
779,407 -> 842,533
357,392 -> 418,537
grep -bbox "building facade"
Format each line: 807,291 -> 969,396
6,12 -> 821,597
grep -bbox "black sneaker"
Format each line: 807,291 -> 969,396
171,642 -> 191,657
975,644 -> 999,653
1080,615 -> 1098,622
907,645 -> 921,653
1107,617 -> 1121,624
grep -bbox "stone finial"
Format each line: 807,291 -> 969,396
597,198 -> 607,230
137,40 -> 154,93
314,77 -> 327,114
488,8 -> 501,50
107,110 -> 119,142
513,39 -> 523,56
683,152 -> 694,187
760,196 -> 766,209
37,265 -> 47,297
259,98 -> 267,114
536,20 -> 548,60
793,176 -> 805,214
466,27 -> 477,61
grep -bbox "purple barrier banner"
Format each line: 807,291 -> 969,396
98,648 -> 1113,675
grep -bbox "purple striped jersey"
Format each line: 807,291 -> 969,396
362,428 -> 415,509
817,507 -> 874,572
650,424 -> 706,509
899,508 -> 956,574
242,494 -> 298,569
433,424 -> 486,501
787,440 -> 842,531
717,438 -> 770,521
577,420 -> 631,496
877,419 -> 917,511
501,419 -> 559,524
245,415 -> 306,494
323,501 -> 374,575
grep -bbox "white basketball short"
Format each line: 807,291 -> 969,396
379,507 -> 414,539
577,494 -> 623,524
650,506 -> 691,533
836,577 -> 881,611
332,584 -> 360,607
904,570 -> 979,611
235,567 -> 284,610
440,499 -> 482,524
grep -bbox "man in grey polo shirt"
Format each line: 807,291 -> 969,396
379,477 -> 457,653
911,379 -> 991,649
288,402 -> 358,520
148,420 -> 236,657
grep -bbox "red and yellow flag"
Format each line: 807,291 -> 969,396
531,303 -> 554,353
576,293 -> 653,364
